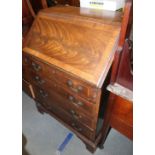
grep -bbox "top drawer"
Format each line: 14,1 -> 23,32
23,53 -> 100,103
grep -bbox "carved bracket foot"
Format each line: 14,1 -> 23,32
85,144 -> 97,153
35,101 -> 45,114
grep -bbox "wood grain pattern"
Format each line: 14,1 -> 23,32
33,83 -> 96,129
109,94 -> 133,140
23,6 -> 122,87
22,6 -> 124,153
26,71 -> 98,116
34,93 -> 95,140
23,52 -> 100,103
23,52 -> 101,130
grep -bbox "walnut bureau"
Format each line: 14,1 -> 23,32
22,6 -> 122,152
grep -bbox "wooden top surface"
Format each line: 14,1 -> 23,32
23,6 -> 122,87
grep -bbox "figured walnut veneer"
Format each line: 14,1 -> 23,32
23,6 -> 122,87
23,6 -> 123,153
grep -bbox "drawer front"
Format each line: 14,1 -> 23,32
33,87 -> 95,140
54,71 -> 98,103
27,71 -> 97,117
23,53 -> 99,103
112,96 -> 133,127
23,53 -> 50,79
33,84 -> 96,130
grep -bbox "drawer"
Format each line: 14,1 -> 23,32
32,84 -> 97,130
110,95 -> 133,139
23,53 -> 51,78
33,89 -> 95,140
27,71 -> 97,117
22,53 -> 99,103
112,96 -> 133,127
53,107 -> 95,140
54,71 -> 98,103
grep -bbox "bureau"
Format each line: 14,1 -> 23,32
22,6 -> 122,152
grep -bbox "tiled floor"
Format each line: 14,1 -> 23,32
22,92 -> 133,155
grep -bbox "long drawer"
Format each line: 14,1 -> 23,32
33,85 -> 95,140
27,70 -> 98,117
23,53 -> 99,103
32,84 -> 97,130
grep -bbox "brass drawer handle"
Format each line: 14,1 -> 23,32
32,62 -> 41,72
34,76 -> 45,84
67,80 -> 83,93
76,101 -> 83,106
67,80 -> 73,86
71,123 -> 82,132
39,89 -> 48,98
70,110 -> 81,119
68,95 -> 83,106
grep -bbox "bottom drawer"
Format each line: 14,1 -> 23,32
32,84 -> 95,129
46,102 -> 95,140
33,86 -> 95,140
